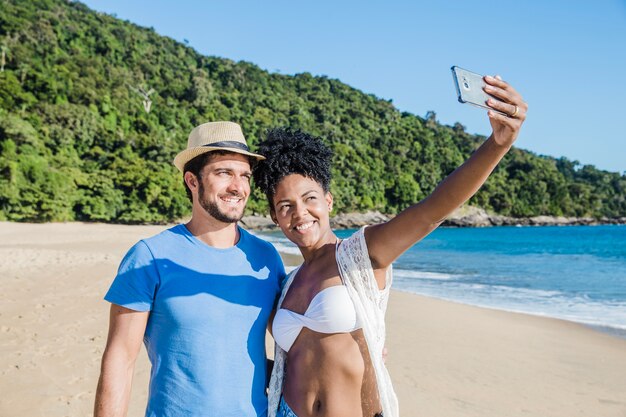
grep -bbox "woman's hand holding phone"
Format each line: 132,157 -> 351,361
483,75 -> 527,148
451,66 -> 527,148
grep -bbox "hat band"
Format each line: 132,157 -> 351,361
203,141 -> 249,151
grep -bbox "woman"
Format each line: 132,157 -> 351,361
253,75 -> 527,417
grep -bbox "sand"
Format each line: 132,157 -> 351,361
1,222 -> 625,417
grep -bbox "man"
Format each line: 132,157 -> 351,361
94,121 -> 286,417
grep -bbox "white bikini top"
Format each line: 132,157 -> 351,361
273,285 -> 361,352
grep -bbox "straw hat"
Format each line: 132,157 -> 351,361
173,121 -> 265,172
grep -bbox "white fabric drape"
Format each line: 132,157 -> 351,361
267,227 -> 399,417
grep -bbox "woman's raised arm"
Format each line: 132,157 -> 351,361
366,75 -> 528,272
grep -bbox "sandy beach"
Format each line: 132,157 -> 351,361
1,222 -> 625,417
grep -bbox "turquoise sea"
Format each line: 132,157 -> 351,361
259,225 -> 626,338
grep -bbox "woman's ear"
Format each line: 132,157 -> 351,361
326,192 -> 334,212
269,207 -> 278,225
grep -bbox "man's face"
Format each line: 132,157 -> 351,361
196,153 -> 252,223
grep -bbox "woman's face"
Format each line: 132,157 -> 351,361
271,174 -> 333,250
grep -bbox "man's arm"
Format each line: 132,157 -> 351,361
94,304 -> 149,417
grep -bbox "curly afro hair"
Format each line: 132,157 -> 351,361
253,127 -> 333,204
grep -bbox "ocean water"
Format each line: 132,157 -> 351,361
258,225 -> 626,338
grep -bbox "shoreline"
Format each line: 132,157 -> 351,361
241,207 -> 626,231
276,232 -> 626,341
274,236 -> 626,342
390,287 -> 626,341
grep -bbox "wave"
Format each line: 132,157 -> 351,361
393,268 -> 461,281
393,280 -> 626,334
250,231 -> 301,255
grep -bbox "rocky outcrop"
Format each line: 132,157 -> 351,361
330,211 -> 390,229
443,206 -> 626,227
443,206 -> 494,227
240,207 -> 626,231
239,215 -> 276,231
240,211 -> 391,231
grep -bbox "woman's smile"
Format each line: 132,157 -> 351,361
294,221 -> 315,232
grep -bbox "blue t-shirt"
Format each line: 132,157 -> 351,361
105,224 -> 285,417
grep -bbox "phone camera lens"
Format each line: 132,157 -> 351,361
463,81 -> 470,89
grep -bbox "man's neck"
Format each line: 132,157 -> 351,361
185,212 -> 241,249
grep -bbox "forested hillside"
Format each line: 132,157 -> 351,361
1,0 -> 624,223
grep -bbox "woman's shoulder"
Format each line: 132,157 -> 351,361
337,226 -> 369,258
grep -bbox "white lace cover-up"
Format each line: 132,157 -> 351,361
267,227 -> 399,417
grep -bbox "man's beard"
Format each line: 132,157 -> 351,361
198,182 -> 245,224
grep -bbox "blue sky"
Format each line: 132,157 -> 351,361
82,0 -> 626,173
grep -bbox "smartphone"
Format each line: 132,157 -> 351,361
451,66 -> 503,113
